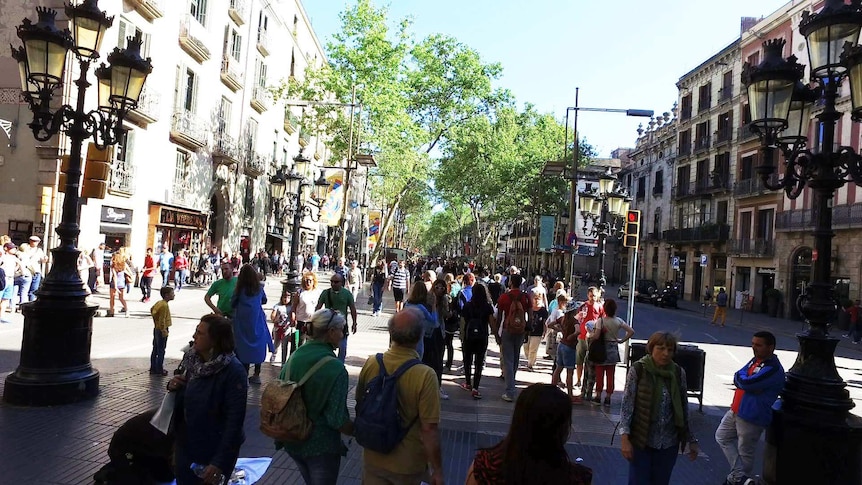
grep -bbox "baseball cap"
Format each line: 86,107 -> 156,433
29,235 -> 41,242
564,300 -> 581,313
3,242 -> 16,250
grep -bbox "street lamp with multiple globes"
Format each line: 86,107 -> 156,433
577,169 -> 631,291
4,2 -> 152,406
270,152 -> 329,296
741,0 -> 862,482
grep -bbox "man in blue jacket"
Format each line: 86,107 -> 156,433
715,331 -> 785,485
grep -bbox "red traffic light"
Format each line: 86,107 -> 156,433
627,211 -> 639,222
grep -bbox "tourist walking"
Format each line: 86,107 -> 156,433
315,273 -> 358,362
230,264 -> 274,384
590,298 -> 634,406
292,271 -> 322,345
370,259 -> 387,316
460,283 -> 494,399
389,260 -> 410,313
140,247 -> 156,302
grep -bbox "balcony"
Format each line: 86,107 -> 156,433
733,176 -> 779,198
250,85 -> 269,113
178,15 -> 211,63
680,107 -> 692,121
678,143 -> 691,157
212,133 -> 243,166
171,179 -> 194,208
737,126 -> 758,143
244,152 -> 267,177
719,85 -> 733,103
698,98 -> 711,113
228,0 -> 247,25
299,129 -> 311,147
170,110 -> 208,150
256,29 -> 270,56
635,190 -> 646,201
219,56 -> 244,92
128,0 -> 164,21
652,185 -> 664,196
108,161 -> 135,196
715,127 -> 733,144
663,224 -> 730,244
693,135 -> 711,153
776,203 -> 862,231
284,109 -> 299,134
125,88 -> 160,125
728,238 -> 775,258
697,173 -> 732,194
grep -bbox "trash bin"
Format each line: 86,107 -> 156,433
628,341 -> 706,412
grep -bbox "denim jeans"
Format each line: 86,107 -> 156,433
175,269 -> 188,291
628,445 -> 679,485
161,269 -> 171,288
337,334 -> 348,362
28,272 -> 41,301
150,329 -> 168,372
715,410 -> 765,483
500,329 -> 524,397
13,275 -> 31,307
288,452 -> 341,485
140,276 -> 153,300
372,281 -> 384,312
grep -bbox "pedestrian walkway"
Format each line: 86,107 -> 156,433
0,274 -> 735,484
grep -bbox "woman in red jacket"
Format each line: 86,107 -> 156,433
174,250 -> 189,292
141,247 -> 157,302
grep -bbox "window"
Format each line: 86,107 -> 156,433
293,14 -> 299,35
184,69 -> 197,112
680,94 -> 692,120
244,178 -> 255,218
742,103 -> 752,126
740,154 -> 755,180
110,129 -> 136,194
118,19 -> 151,57
746,51 -> 760,67
698,82 -> 712,112
717,200 -> 728,225
695,121 -> 710,150
653,212 -> 661,235
190,0 -> 208,26
678,129 -> 691,155
245,118 -> 258,153
218,97 -> 231,134
637,177 -> 646,199
255,58 -> 268,88
226,29 -> 242,61
654,169 -> 664,194
258,12 -> 268,41
721,71 -> 733,101
174,150 -> 190,190
696,159 -> 709,188
290,48 -> 295,78
717,110 -> 733,142
757,209 -> 774,241
676,165 -> 690,196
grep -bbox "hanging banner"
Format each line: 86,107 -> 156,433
367,209 -> 381,246
539,215 -> 555,251
319,172 -> 344,227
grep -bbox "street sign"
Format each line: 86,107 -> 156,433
700,254 -> 708,267
672,256 -> 680,270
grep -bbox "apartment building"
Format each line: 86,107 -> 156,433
623,108 -> 677,285
739,0 -> 862,319
672,40 -> 741,301
0,0 -> 329,266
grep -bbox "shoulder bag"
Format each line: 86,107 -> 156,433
588,317 -> 607,363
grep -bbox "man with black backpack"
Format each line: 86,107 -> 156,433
355,307 -> 444,485
492,274 -> 530,402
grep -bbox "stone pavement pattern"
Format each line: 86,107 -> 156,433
0,275 -> 781,484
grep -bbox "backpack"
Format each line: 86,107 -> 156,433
504,292 -> 527,334
259,356 -> 336,442
354,354 -> 422,454
464,306 -> 488,344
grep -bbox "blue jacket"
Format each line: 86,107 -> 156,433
734,354 -> 785,426
176,356 -> 248,473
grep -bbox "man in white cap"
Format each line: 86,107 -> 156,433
22,236 -> 47,301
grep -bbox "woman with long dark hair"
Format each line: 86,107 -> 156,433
460,283 -> 494,399
466,383 -> 593,484
231,264 -> 273,384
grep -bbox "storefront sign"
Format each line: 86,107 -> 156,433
159,208 -> 207,229
758,267 -> 776,275
100,206 -> 132,225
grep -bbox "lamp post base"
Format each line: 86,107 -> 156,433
3,287 -> 100,406
763,403 -> 862,484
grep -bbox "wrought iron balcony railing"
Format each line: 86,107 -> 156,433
728,238 -> 775,258
662,224 -> 730,244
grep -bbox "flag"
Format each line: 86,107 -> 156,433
319,172 -> 344,227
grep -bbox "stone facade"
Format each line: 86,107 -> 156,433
0,0 -> 329,267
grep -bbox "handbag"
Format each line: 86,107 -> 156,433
588,318 -> 607,363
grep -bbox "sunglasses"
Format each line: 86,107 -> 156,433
325,310 -> 341,330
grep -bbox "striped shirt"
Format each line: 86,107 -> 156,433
391,268 -> 410,289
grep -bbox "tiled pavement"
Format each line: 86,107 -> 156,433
0,275 -> 737,484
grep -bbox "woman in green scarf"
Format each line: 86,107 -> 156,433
618,331 -> 699,485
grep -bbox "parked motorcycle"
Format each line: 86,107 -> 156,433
653,282 -> 679,308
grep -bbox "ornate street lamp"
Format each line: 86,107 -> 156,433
4,2 -> 152,406
577,169 -> 629,290
279,152 -> 323,297
742,3 -> 862,482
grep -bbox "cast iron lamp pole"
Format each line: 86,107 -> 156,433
577,169 -> 630,292
742,1 -> 862,482
4,2 -> 152,406
274,152 -> 328,296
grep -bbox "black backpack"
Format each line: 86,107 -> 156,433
354,354 -> 422,453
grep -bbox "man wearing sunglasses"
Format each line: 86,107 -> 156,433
316,274 -> 358,362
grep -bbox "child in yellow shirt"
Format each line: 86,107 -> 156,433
149,286 -> 175,375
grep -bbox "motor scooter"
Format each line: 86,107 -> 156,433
654,282 -> 679,308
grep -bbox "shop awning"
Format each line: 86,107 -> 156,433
267,232 -> 289,241
99,223 -> 132,234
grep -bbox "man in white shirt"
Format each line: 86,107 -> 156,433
22,236 -> 48,301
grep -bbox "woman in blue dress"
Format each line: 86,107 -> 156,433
231,264 -> 274,384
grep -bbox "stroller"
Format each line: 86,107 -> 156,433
92,409 -> 174,485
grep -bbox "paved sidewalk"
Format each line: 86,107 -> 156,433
0,275 -> 736,484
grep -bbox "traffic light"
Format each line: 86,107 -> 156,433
82,143 -> 112,199
623,209 -> 641,248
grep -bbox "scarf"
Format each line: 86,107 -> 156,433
181,348 -> 236,379
639,354 -> 684,429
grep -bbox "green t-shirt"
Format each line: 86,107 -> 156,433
206,277 -> 237,316
318,288 -> 354,337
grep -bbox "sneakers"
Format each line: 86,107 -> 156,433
603,397 -> 611,406
248,375 -> 262,384
460,382 -> 472,391
269,354 -> 276,364
471,389 -> 482,399
501,393 -> 513,402
439,388 -> 449,400
590,396 -> 601,406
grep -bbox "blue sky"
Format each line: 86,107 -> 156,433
301,0 -> 792,157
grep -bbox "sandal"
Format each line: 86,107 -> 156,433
460,382 -> 472,391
